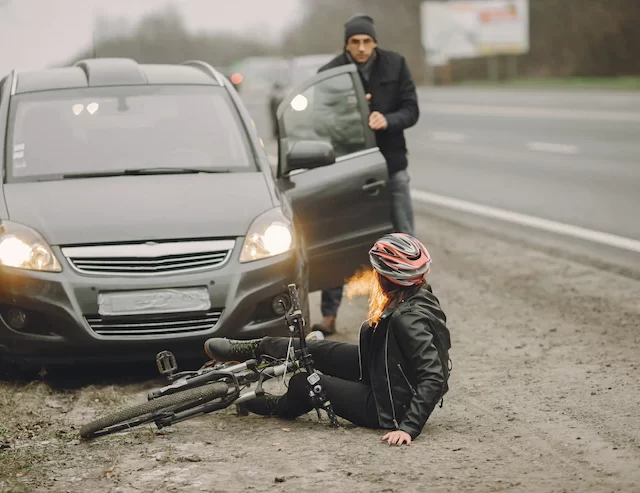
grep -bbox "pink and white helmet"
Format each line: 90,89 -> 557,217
368,233 -> 432,287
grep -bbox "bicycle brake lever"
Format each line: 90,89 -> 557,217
280,300 -> 296,334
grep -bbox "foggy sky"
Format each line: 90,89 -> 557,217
0,0 -> 303,75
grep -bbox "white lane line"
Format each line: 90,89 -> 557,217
423,103 -> 640,123
527,141 -> 579,154
411,189 -> 640,253
431,131 -> 467,143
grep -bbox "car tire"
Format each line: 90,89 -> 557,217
0,359 -> 41,380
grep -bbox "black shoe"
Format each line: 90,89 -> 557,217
244,394 -> 283,417
204,337 -> 263,362
311,315 -> 336,336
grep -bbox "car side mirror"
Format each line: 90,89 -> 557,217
285,140 -> 336,174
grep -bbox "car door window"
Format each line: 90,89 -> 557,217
281,72 -> 367,159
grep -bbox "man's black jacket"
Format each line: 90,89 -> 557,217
357,285 -> 452,439
318,48 -> 420,175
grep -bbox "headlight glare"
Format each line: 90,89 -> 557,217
0,221 -> 62,272
240,208 -> 294,263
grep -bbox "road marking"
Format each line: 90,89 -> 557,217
527,141 -> 579,154
411,189 -> 640,253
423,103 -> 640,123
431,131 -> 467,143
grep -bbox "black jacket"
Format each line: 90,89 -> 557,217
318,48 -> 420,175
357,285 -> 451,439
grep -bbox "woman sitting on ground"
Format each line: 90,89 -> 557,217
204,232 -> 452,446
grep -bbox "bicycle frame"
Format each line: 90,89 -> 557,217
147,283 -> 340,430
150,357 -> 299,429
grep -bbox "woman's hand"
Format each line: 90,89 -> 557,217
381,430 -> 412,446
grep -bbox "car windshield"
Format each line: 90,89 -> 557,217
6,85 -> 255,182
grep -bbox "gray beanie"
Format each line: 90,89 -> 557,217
344,14 -> 377,44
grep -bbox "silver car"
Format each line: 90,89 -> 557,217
0,58 -> 392,366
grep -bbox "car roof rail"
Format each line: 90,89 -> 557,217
182,60 -> 225,86
10,69 -> 18,95
73,58 -> 146,87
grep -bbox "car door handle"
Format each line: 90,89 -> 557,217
362,179 -> 386,195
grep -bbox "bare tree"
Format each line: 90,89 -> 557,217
65,5 -> 278,69
281,0 -> 428,84
438,0 -> 640,81
284,0 -> 639,84
63,0 -> 640,83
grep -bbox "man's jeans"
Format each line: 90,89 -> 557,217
320,169 -> 415,317
389,169 -> 415,237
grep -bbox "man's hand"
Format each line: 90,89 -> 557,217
381,430 -> 412,446
369,111 -> 388,131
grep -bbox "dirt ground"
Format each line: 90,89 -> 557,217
1,211 -> 639,493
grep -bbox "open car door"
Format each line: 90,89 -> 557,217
275,64 -> 393,292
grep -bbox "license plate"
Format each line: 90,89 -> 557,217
98,287 -> 211,317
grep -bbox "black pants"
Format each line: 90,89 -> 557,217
320,287 -> 344,318
258,337 -> 381,429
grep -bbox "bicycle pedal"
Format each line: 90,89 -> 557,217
156,350 -> 178,376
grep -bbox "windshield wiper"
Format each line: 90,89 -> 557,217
63,168 -> 230,179
123,167 -> 230,175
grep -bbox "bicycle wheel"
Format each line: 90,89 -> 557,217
79,381 -> 229,439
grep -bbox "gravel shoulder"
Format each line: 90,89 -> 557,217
1,211 -> 639,493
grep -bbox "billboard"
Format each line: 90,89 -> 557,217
421,0 -> 530,65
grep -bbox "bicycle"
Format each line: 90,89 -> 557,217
79,283 -> 340,440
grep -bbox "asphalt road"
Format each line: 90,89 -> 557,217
244,87 -> 640,275
407,87 -> 640,274
410,87 -> 640,239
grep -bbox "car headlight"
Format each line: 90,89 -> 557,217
239,208 -> 294,263
0,221 -> 62,272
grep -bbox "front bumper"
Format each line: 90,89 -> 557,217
0,242 -> 303,365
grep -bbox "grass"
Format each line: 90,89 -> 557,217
83,385 -> 130,407
452,76 -> 640,90
0,445 -> 40,483
0,381 -> 69,490
0,377 -> 169,492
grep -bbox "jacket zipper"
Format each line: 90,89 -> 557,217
364,322 -> 383,425
357,322 -> 363,381
397,363 -> 417,396
384,328 -> 399,429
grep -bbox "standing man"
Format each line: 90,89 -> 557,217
312,13 -> 420,336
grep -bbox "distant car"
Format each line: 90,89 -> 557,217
228,56 -> 289,96
0,58 -> 392,366
268,54 -> 336,138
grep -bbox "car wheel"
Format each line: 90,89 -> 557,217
0,359 -> 41,380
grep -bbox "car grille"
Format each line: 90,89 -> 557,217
85,309 -> 223,337
61,239 -> 235,276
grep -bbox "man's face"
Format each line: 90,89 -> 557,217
346,34 -> 377,63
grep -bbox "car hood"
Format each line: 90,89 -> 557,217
3,173 -> 274,245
